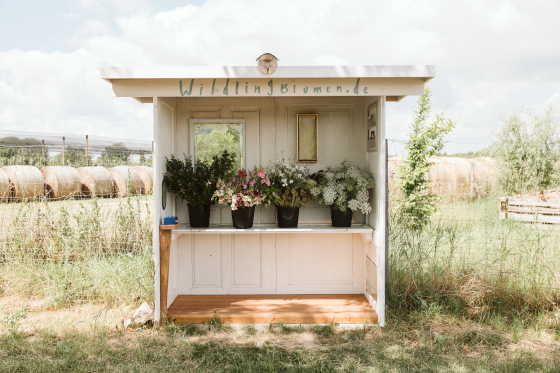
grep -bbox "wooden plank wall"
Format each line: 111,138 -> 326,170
173,96 -> 370,226
161,96 -> 375,299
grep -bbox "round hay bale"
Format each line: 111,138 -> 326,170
133,166 -> 154,194
0,169 -> 10,202
1,166 -> 43,200
471,157 -> 497,195
41,166 -> 81,200
429,157 -> 473,198
108,166 -> 142,197
77,166 -> 113,197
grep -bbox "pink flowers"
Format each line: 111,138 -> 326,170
212,166 -> 271,210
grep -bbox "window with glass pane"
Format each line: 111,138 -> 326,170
193,123 -> 243,171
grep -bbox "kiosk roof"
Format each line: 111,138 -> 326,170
101,65 -> 435,81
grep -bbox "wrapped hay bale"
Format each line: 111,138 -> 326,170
41,166 -> 81,200
0,169 -> 10,202
133,166 -> 154,194
1,166 -> 43,200
109,166 -> 142,197
77,166 -> 113,197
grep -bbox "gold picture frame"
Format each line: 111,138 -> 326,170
297,114 -> 318,162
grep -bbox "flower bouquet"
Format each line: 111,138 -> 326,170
213,167 -> 271,229
310,160 -> 375,227
266,159 -> 313,227
164,150 -> 235,227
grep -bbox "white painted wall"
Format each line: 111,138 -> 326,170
158,96 -> 381,310
366,97 -> 387,327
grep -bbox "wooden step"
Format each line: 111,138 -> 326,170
167,294 -> 377,324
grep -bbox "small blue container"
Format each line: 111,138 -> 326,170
164,216 -> 178,225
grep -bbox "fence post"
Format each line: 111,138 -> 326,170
42,140 -> 45,165
85,135 -> 89,166
62,137 -> 65,165
470,161 -> 474,196
499,197 -> 508,219
21,147 -> 24,162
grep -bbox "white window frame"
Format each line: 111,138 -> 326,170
189,118 -> 246,170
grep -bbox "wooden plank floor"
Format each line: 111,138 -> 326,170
167,294 -> 377,324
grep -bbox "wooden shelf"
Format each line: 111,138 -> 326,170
168,223 -> 374,236
160,224 -> 179,230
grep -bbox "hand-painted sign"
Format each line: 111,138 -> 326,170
179,78 -> 369,97
110,78 -> 425,98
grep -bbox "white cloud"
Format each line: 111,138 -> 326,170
77,20 -> 112,36
0,0 -> 559,147
63,12 -> 80,19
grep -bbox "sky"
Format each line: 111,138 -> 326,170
0,0 -> 559,154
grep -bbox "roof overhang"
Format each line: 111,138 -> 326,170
101,65 -> 435,102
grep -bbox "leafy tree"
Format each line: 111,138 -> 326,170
0,136 -> 45,166
52,146 -> 86,166
395,87 -> 457,230
98,142 -> 131,166
490,106 -> 560,195
195,126 -> 242,173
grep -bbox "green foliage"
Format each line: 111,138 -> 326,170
51,146 -> 86,166
395,87 -> 456,230
274,187 -> 310,208
0,136 -> 45,166
389,196 -> 560,322
490,106 -> 560,195
0,309 -> 27,337
312,321 -> 338,336
195,125 -> 243,172
0,196 -> 154,306
439,148 -> 490,158
164,150 -> 236,207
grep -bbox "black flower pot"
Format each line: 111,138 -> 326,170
232,205 -> 256,229
276,206 -> 300,228
331,206 -> 353,227
188,205 -> 211,228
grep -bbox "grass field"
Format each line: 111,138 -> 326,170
1,301 -> 559,372
0,195 -> 154,306
1,195 -> 560,372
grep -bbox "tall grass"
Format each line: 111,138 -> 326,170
388,195 -> 560,322
0,195 -> 154,306
2,189 -> 560,326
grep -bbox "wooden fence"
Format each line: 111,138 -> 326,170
499,197 -> 560,225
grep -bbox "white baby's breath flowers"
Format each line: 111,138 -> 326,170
312,160 -> 375,214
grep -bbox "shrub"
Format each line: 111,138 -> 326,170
395,87 -> 456,230
164,150 -> 235,206
490,106 -> 560,194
